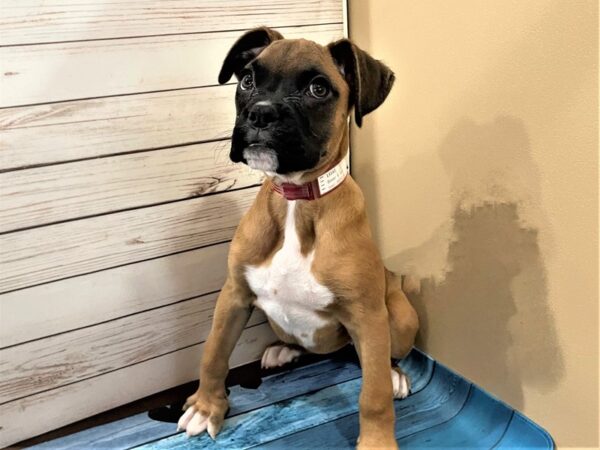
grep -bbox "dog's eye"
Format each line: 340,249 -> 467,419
240,73 -> 254,91
308,79 -> 330,98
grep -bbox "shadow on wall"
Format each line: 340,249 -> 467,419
386,117 -> 564,410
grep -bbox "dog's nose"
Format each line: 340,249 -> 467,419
247,102 -> 278,129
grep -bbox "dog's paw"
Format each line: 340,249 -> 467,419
261,343 -> 303,369
357,434 -> 399,449
391,367 -> 411,399
177,390 -> 228,439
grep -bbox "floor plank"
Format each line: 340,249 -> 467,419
495,413 -> 555,449
29,356 -> 363,450
397,386 -> 511,448
22,349 -> 554,450
137,378 -> 363,449
257,354 -> 552,450
133,351 -> 435,450
258,357 -> 464,449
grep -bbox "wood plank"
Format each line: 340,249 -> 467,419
255,353 -> 526,450
0,323 -> 277,448
397,387 -> 512,449
139,378 -> 365,450
0,186 -> 259,293
0,291 -> 265,404
32,349 -> 546,450
0,243 -> 229,348
0,85 -> 236,170
0,0 -> 343,45
259,378 -> 470,448
495,413 -> 554,449
259,358 -> 470,450
29,358 -> 363,450
134,350 -> 440,449
0,141 -> 263,233
0,24 -> 344,107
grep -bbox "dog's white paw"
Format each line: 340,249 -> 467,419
177,406 -> 209,437
391,368 -> 411,399
261,344 -> 303,369
177,391 -> 227,439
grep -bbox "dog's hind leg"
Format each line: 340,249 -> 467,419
385,269 -> 419,360
384,269 -> 419,399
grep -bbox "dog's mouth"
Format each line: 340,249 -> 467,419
242,144 -> 279,172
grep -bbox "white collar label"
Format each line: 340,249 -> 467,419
317,157 -> 349,196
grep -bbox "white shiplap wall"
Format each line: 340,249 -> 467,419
0,1 -> 345,446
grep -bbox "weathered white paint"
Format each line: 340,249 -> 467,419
0,141 -> 263,233
0,1 -> 346,446
0,324 -> 276,448
0,24 -> 343,107
0,243 -> 230,348
0,292 -> 266,403
0,85 -> 237,170
0,0 -> 342,45
0,187 -> 258,292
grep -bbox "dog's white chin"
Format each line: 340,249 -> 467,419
243,148 -> 278,172
268,171 -> 305,184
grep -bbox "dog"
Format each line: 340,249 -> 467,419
176,27 -> 419,449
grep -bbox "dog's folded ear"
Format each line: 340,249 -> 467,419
218,27 -> 284,84
328,39 -> 395,127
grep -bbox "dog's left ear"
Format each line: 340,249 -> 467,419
218,27 -> 284,84
328,39 -> 395,127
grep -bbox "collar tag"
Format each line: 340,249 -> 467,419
317,158 -> 349,196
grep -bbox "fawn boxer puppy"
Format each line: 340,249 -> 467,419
177,27 -> 418,449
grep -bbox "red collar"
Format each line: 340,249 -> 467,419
271,158 -> 349,201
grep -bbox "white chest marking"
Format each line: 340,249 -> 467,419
245,201 -> 334,348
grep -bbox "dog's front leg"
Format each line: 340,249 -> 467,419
344,308 -> 398,449
178,276 -> 253,439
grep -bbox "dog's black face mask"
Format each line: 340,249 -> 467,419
218,27 -> 395,176
229,44 -> 339,175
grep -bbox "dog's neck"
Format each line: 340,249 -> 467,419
266,125 -> 349,200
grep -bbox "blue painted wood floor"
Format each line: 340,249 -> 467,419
31,349 -> 553,449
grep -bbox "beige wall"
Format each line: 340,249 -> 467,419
349,1 -> 598,448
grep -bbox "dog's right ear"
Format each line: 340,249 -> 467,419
218,27 -> 284,84
328,39 -> 395,127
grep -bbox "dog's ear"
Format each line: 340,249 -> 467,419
328,39 -> 395,127
218,27 -> 284,84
